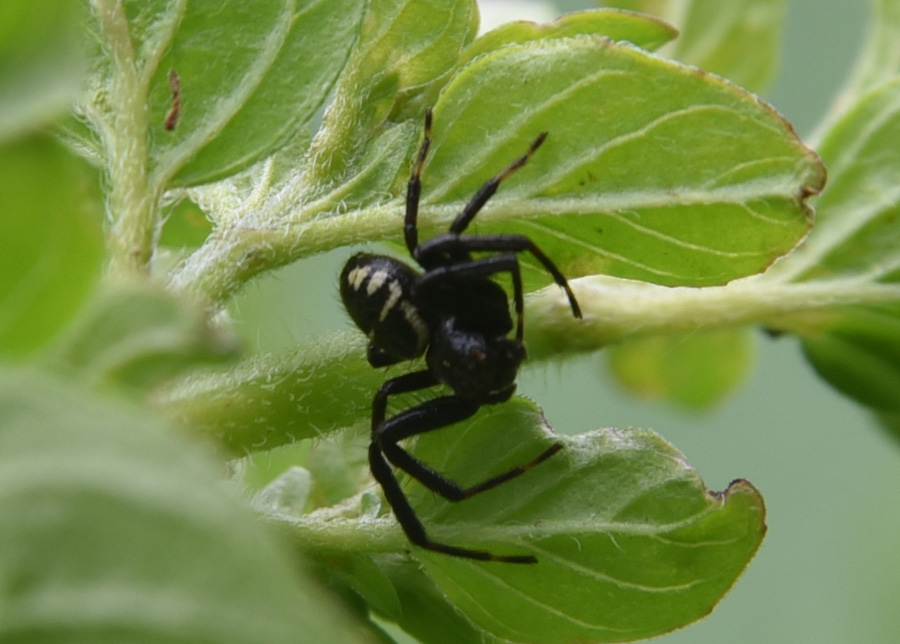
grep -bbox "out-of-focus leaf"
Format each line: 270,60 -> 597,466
158,197 -> 213,248
0,2 -> 86,139
0,136 -> 103,358
461,8 -> 677,65
157,332 -> 383,455
801,304 -> 900,412
607,328 -> 754,409
603,0 -> 787,92
0,368 -> 373,644
817,0 -> 900,134
44,280 -> 238,391
764,79 -> 900,414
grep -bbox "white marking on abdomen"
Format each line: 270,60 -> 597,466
347,266 -> 369,290
400,300 -> 428,348
367,270 -> 388,295
379,280 -> 403,321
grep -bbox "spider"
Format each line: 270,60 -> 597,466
340,109 -> 582,563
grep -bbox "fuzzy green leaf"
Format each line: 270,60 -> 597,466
0,369 -> 373,644
420,36 -> 822,288
0,137 -> 104,358
366,400 -> 766,643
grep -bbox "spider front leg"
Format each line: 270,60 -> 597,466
449,131 -> 547,236
404,108 -> 547,254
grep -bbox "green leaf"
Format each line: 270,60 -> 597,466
141,0 -> 365,186
420,36 -> 823,287
460,8 -> 677,65
764,79 -> 900,413
0,1 -> 86,139
379,400 -> 766,643
0,136 -> 104,358
0,368 -> 372,644
606,328 -> 754,409
44,280 -> 238,391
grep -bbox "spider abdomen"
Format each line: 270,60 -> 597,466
340,253 -> 429,367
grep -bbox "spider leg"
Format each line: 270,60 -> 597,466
369,442 -> 534,562
448,132 -> 547,236
377,395 -> 564,502
371,372 -> 543,563
405,109 -> 433,255
416,254 -> 525,340
372,370 -> 439,434
417,233 -> 582,319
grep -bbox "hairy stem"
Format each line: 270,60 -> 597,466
93,0 -> 156,276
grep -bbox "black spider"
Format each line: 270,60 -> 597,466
340,109 -> 582,563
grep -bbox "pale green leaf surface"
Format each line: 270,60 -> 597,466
420,36 -> 822,287
606,328 -> 754,409
0,369 -> 372,644
393,400 -> 766,643
147,0 -> 364,186
461,8 -> 677,65
602,0 -> 786,93
44,280 -> 238,391
0,137 -> 104,358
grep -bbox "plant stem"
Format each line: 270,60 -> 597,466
93,0 -> 156,277
527,274 -> 900,355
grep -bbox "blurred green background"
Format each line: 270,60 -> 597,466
228,1 -> 900,642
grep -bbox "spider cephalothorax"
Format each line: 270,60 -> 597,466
341,109 -> 582,562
